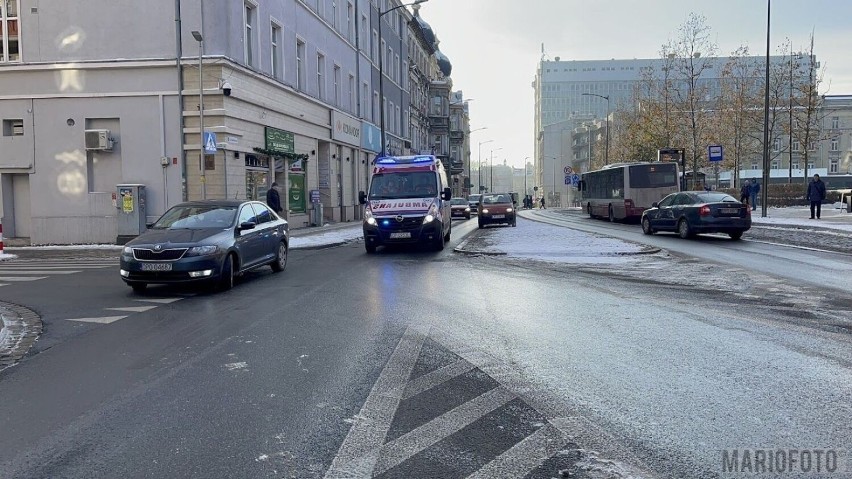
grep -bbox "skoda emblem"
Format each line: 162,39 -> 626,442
396,215 -> 404,223
154,244 -> 163,251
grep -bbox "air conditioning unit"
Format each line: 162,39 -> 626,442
85,129 -> 114,151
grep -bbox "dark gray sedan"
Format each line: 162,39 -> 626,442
641,192 -> 751,240
119,200 -> 288,293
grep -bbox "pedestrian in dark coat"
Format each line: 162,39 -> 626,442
739,180 -> 751,206
807,174 -> 827,219
539,196 -> 546,209
266,182 -> 283,214
749,178 -> 760,211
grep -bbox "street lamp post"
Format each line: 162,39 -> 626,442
467,126 -> 487,196
761,0 -> 771,217
191,30 -> 206,200
582,93 -> 610,165
478,139 -> 493,193
523,156 -> 530,197
490,147 -> 502,192
378,0 -> 429,156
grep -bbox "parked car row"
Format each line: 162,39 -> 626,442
119,200 -> 289,294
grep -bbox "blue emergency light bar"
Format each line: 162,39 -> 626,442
376,155 -> 436,165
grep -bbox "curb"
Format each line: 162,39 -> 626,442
0,302 -> 43,372
751,222 -> 852,234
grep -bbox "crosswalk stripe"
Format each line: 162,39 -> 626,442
465,424 -> 570,479
401,359 -> 476,401
373,387 -> 517,476
106,306 -> 158,313
64,316 -> 127,324
134,298 -> 185,304
0,276 -> 48,282
0,270 -> 82,275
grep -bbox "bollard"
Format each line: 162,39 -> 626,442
0,222 -> 4,254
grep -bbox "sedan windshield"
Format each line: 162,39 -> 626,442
482,194 -> 512,204
451,198 -> 467,205
152,205 -> 237,229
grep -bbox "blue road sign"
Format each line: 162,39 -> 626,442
708,145 -> 723,162
204,132 -> 218,154
564,175 -> 571,185
571,174 -> 580,187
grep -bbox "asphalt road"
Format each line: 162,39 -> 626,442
1,216 -> 851,478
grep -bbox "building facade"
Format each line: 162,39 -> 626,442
0,0 -> 465,244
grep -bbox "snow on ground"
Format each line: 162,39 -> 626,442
289,225 -> 363,249
0,252 -> 19,261
750,205 -> 852,232
7,244 -> 123,251
470,219 -> 649,264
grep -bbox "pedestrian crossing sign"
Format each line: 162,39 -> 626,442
204,132 -> 218,154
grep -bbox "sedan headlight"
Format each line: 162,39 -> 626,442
482,209 -> 489,214
506,208 -> 513,213
185,245 -> 219,256
465,207 -> 470,212
123,246 -> 133,255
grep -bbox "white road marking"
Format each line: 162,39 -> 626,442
324,324 -> 430,479
0,265 -> 111,269
0,276 -> 48,282
0,270 -> 82,275
465,424 -> 570,479
64,315 -> 127,324
372,386 -> 516,476
106,306 -> 158,313
401,359 -> 476,401
133,298 -> 185,304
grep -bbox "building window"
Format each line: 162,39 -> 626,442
349,74 -> 356,113
394,54 -> 400,82
396,105 -> 401,134
830,159 -> 839,173
772,138 -> 780,151
347,2 -> 355,43
271,23 -> 282,80
0,0 -> 20,63
832,116 -> 840,129
808,162 -> 814,169
771,160 -> 779,170
372,30 -> 379,63
360,14 -> 367,48
383,97 -> 388,131
244,3 -> 256,67
333,65 -> 341,106
792,139 -> 800,151
809,141 -> 817,151
296,40 -> 306,90
831,138 -> 839,151
751,163 -> 758,170
373,91 -> 379,123
362,82 -> 369,118
2,119 -> 24,136
316,53 -> 325,99
792,161 -> 799,170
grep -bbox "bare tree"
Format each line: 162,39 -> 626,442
670,13 -> 718,189
719,46 -> 762,188
792,32 -> 827,183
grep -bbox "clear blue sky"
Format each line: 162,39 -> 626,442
420,0 -> 852,168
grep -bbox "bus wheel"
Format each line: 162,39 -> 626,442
608,205 -> 615,222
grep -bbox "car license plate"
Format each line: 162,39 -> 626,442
390,232 -> 411,239
141,262 -> 173,272
721,208 -> 739,214
492,214 -> 505,219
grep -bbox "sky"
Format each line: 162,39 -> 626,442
418,0 -> 852,168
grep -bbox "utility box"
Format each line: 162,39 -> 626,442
311,203 -> 324,227
116,184 -> 146,244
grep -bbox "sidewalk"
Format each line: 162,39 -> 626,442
750,205 -> 852,233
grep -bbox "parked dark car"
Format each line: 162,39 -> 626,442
450,197 -> 471,219
119,200 -> 289,293
641,192 -> 751,240
477,193 -> 517,228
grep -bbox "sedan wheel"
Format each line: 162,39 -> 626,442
218,254 -> 235,291
677,219 -> 692,239
729,231 -> 743,240
130,283 -> 147,293
271,241 -> 288,272
641,217 -> 654,235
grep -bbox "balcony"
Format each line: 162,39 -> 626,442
450,130 -> 465,140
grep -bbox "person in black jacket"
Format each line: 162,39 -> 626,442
807,174 -> 827,219
266,182 -> 283,215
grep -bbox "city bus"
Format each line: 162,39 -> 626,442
578,162 -> 680,222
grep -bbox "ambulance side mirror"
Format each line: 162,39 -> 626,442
442,188 -> 452,201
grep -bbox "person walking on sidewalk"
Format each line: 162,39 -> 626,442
750,178 -> 760,211
807,174 -> 827,219
266,182 -> 283,215
539,196 -> 546,209
739,179 -> 751,206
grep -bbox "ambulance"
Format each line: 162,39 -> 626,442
358,155 -> 453,253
